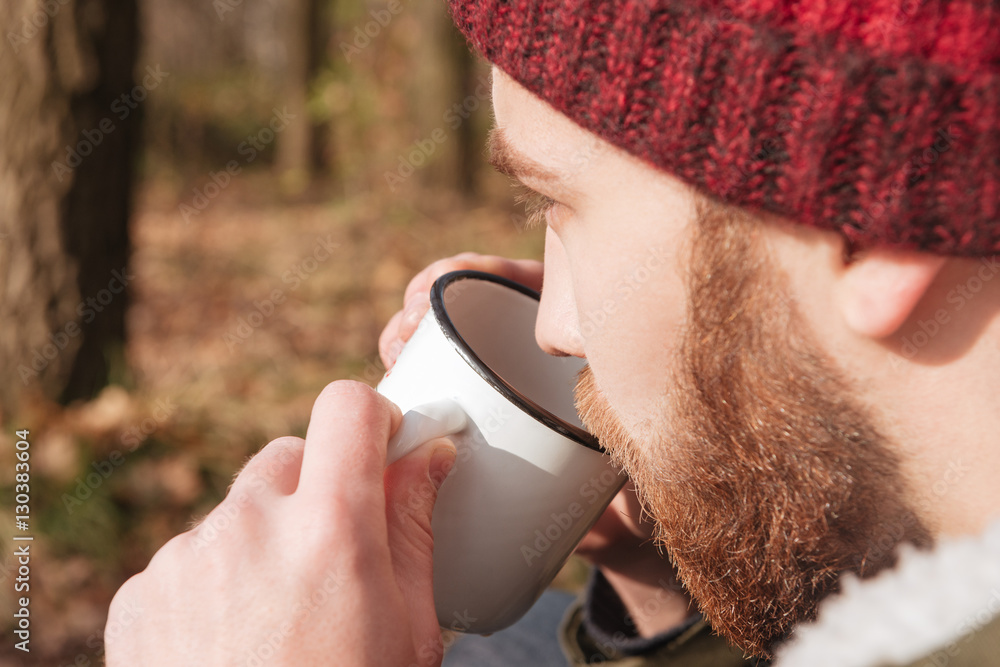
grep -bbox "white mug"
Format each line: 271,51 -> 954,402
377,270 -> 626,634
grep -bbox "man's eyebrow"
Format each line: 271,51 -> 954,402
487,127 -> 559,183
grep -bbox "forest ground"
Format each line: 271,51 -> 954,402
1,174 -> 593,664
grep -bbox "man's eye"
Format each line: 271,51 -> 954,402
513,182 -> 556,230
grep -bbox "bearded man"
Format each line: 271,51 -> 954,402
107,1 -> 1000,665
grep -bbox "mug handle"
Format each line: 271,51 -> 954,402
386,398 -> 469,465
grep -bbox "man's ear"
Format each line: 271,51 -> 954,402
836,250 -> 947,339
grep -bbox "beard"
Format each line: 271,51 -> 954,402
574,199 -> 932,658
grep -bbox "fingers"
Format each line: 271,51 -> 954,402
382,290 -> 431,367
403,254 -> 544,305
397,291 -> 430,344
230,436 -> 306,497
380,254 -> 545,370
384,437 -> 457,644
297,381 -> 402,514
379,309 -> 407,369
401,253 -> 478,304
293,383 -> 449,652
384,438 -> 456,564
495,257 -> 546,291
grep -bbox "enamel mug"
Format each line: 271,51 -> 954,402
377,270 -> 626,634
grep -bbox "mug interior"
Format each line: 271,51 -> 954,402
432,271 -> 599,450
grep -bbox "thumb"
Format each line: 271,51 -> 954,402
384,438 -> 456,631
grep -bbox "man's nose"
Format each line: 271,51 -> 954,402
535,229 -> 585,358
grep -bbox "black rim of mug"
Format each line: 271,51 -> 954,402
430,270 -> 603,453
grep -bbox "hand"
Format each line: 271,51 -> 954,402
379,253 -> 543,370
105,381 -> 457,666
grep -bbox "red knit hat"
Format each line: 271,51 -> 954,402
448,0 -> 1000,257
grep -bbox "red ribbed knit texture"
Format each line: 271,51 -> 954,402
449,0 -> 1000,257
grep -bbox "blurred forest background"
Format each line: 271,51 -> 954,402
0,0 -> 555,663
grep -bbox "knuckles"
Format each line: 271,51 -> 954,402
264,435 -> 307,451
313,380 -> 389,425
407,254 -> 487,296
316,379 -> 380,404
428,253 -> 486,278
240,436 -> 305,478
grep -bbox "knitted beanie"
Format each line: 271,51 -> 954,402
447,0 -> 1000,257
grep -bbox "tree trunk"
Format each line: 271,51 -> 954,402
0,0 -> 139,415
409,0 -> 483,195
276,0 -> 326,190
447,21 -> 479,197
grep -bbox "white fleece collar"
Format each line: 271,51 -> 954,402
775,517 -> 1000,667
